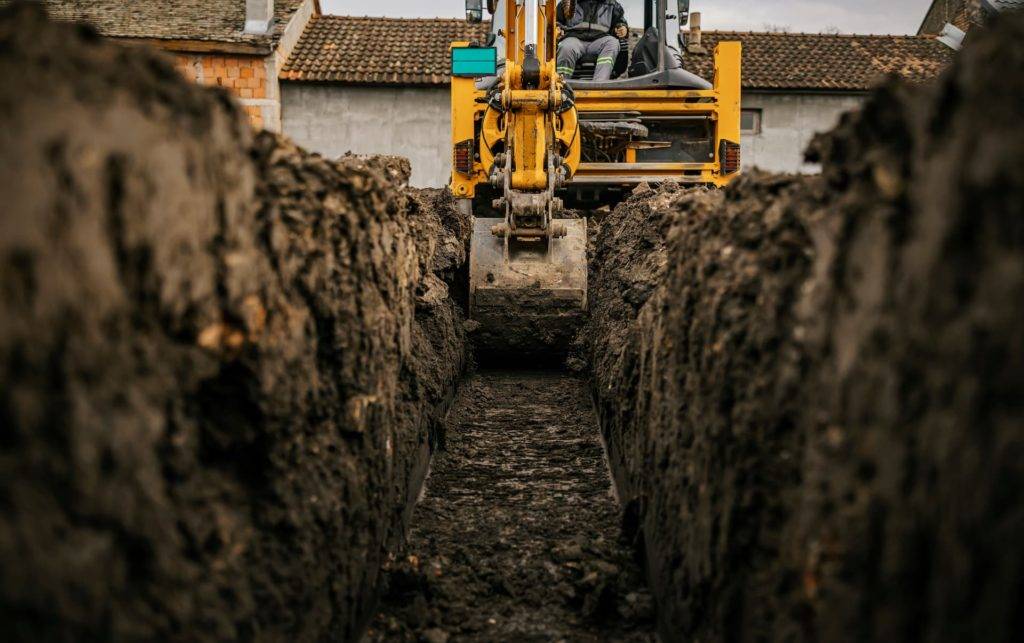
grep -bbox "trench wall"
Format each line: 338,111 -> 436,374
588,14 -> 1024,643
0,5 -> 467,641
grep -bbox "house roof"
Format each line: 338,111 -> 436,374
281,15 -> 491,84
281,15 -> 953,91
685,31 -> 955,92
8,0 -> 310,52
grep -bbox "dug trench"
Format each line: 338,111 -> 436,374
2,4 -> 1023,643
366,372 -> 656,642
372,10 -> 1024,642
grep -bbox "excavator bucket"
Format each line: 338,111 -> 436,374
469,217 -> 588,360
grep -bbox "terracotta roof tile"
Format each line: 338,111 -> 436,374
686,31 -> 955,91
281,16 -> 953,91
281,15 -> 490,85
5,0 -> 308,47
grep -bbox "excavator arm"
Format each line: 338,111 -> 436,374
452,0 -> 587,360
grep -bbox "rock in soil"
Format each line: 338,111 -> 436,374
0,4 -> 467,641
366,372 -> 656,642
587,12 -> 1024,643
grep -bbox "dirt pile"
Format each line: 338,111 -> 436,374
587,12 -> 1024,643
0,4 -> 467,641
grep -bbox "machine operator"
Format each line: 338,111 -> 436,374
555,0 -> 628,81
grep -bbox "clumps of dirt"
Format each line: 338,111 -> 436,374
789,13 -> 1024,641
588,172 -> 821,641
586,12 -> 1024,643
367,372 -> 656,642
406,187 -> 473,312
585,181 -> 705,356
0,4 -> 468,641
247,134 -> 471,639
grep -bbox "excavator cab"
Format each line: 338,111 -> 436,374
564,0 -> 695,85
451,1 -> 741,358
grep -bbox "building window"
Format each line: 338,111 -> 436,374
741,108 -> 763,135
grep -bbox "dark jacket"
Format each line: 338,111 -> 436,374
556,0 -> 627,41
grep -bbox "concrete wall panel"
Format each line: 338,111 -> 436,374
741,92 -> 865,173
283,84 -> 865,184
282,83 -> 452,187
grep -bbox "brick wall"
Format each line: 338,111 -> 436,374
919,0 -> 982,35
172,54 -> 276,130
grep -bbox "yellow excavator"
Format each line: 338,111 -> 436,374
450,0 -> 741,357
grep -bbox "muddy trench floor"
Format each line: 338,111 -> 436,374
367,371 -> 656,642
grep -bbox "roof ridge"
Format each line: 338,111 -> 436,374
317,14 -> 477,23
702,29 -> 941,39
23,0 -> 309,47
310,15 -> 936,38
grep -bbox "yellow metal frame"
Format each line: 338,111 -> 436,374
450,1 -> 581,200
451,11 -> 741,198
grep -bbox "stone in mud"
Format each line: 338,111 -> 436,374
421,627 -> 450,643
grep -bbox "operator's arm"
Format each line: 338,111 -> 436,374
556,1 -> 569,26
613,2 -> 628,38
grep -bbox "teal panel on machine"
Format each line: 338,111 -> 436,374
451,47 -> 497,77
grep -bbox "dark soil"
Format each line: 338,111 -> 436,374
367,372 -> 656,642
586,12 -> 1024,643
4,3 -> 1024,642
0,4 -> 468,641
790,14 -> 1024,640
589,173 -> 818,642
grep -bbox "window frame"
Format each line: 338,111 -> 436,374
741,108 -> 763,135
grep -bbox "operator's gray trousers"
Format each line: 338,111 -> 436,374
557,35 -> 619,81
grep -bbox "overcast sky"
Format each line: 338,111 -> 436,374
321,1 -> 934,35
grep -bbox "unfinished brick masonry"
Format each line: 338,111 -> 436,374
173,54 -> 273,129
